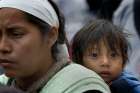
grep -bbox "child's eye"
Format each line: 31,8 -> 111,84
110,52 -> 118,58
91,53 -> 98,58
92,53 -> 97,57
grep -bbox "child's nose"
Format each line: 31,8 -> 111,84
100,55 -> 110,67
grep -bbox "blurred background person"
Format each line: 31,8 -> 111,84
113,0 -> 140,79
53,0 -> 96,42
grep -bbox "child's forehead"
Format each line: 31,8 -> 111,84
87,40 -> 120,51
88,40 -> 107,47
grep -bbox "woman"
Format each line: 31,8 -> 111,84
0,0 -> 110,93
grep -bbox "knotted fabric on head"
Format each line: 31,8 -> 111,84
0,0 -> 59,27
0,0 -> 70,62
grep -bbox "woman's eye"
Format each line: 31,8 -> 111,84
11,31 -> 25,38
8,28 -> 26,38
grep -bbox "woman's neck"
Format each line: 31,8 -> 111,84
15,58 -> 55,91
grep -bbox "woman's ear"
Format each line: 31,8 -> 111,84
45,27 -> 58,46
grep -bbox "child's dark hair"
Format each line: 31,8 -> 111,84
71,19 -> 129,65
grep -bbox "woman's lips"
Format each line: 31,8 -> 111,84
0,59 -> 15,67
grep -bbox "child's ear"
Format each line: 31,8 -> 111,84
46,27 -> 58,46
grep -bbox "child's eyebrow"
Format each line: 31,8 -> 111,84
108,48 -> 121,53
88,46 -> 98,51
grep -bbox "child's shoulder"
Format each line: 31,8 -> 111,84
111,71 -> 140,93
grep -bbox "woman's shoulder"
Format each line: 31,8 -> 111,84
40,63 -> 110,93
0,74 -> 9,85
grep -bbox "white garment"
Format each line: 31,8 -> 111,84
0,64 -> 111,93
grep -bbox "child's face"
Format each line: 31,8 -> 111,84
83,41 -> 123,84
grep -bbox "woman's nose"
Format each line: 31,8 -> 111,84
0,36 -> 12,54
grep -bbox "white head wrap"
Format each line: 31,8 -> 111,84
0,0 -> 59,27
0,0 -> 70,62
56,44 -> 70,62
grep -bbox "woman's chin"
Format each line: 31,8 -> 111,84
5,71 -> 17,78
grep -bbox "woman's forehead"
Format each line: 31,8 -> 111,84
0,8 -> 28,26
0,0 -> 59,27
0,8 -> 26,18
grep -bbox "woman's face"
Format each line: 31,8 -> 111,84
83,41 -> 123,84
0,8 -> 56,78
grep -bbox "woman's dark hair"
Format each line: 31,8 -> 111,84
24,0 -> 66,43
24,12 -> 51,35
71,19 -> 129,65
48,0 -> 67,44
24,0 -> 67,60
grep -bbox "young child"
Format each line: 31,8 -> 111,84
70,19 -> 129,89
71,19 -> 140,93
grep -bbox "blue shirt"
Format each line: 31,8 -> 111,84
110,71 -> 140,93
